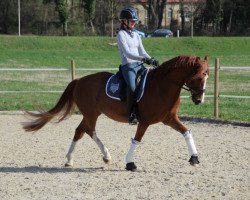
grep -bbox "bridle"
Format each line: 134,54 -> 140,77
182,84 -> 206,96
168,76 -> 207,97
158,57 -> 209,99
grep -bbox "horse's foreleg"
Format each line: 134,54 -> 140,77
125,123 -> 149,171
183,130 -> 198,159
125,138 -> 140,170
92,132 -> 112,164
163,116 -> 199,166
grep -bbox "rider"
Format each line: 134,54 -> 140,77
117,6 -> 159,125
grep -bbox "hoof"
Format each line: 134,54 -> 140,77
103,157 -> 112,165
189,155 -> 200,166
65,162 -> 73,167
126,162 -> 137,171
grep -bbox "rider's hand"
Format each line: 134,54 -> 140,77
142,57 -> 159,68
152,59 -> 159,68
142,57 -> 152,65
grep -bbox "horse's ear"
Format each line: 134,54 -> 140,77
204,56 -> 208,62
195,56 -> 201,62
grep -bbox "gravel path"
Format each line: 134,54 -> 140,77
0,113 -> 249,200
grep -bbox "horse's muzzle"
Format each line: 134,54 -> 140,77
192,94 -> 203,105
191,88 -> 205,105
193,99 -> 202,105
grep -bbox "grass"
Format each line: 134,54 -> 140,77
179,98 -> 250,122
0,35 -> 249,122
0,36 -> 250,68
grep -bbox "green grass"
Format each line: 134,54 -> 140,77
0,35 -> 249,122
179,98 -> 250,122
0,36 -> 250,68
0,36 -> 120,68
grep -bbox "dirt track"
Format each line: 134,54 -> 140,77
0,112 -> 249,200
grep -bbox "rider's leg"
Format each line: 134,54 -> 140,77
126,87 -> 138,124
121,63 -> 141,125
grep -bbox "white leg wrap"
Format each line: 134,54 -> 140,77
183,130 -> 198,156
66,141 -> 77,166
126,139 -> 140,163
92,132 -> 111,160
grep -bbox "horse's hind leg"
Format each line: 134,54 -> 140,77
92,132 -> 112,164
65,119 -> 86,167
65,116 -> 112,167
83,116 -> 112,164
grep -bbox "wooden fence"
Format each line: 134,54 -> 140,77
0,59 -> 249,119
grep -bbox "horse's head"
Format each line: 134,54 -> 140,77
185,56 -> 209,105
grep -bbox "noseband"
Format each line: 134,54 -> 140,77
182,84 -> 205,96
169,79 -> 205,96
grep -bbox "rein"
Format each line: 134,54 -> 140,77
169,79 -> 205,96
182,84 -> 191,92
182,84 -> 205,96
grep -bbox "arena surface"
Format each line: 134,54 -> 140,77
0,112 -> 249,200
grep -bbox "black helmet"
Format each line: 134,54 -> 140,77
119,7 -> 138,21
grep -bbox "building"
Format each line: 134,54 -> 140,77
120,0 -> 201,28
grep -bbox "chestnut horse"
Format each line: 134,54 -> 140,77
23,55 -> 209,171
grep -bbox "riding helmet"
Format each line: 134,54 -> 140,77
119,7 -> 138,21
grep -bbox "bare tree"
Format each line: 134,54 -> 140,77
82,0 -> 96,33
147,0 -> 166,30
107,0 -> 118,37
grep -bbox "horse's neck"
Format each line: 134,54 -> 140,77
157,56 -> 195,85
149,69 -> 185,101
148,57 -> 196,103
168,68 -> 189,85
154,66 -> 189,86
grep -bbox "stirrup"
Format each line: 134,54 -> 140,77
128,113 -> 138,125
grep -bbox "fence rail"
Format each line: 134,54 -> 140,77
1,66 -> 250,71
1,60 -> 250,118
0,68 -> 118,71
0,91 -> 249,100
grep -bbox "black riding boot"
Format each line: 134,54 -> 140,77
127,88 -> 138,125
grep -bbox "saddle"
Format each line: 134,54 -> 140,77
106,66 -> 149,102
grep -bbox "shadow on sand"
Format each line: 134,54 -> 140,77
0,166 -> 127,174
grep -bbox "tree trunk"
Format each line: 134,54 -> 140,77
227,9 -> 233,33
148,0 -> 158,30
90,19 -> 95,33
63,22 -> 68,36
43,6 -> 48,34
157,0 -> 166,28
180,2 -> 185,34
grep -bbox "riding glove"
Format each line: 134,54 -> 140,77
142,58 -> 159,68
152,59 -> 159,68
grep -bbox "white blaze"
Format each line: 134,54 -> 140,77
201,74 -> 208,103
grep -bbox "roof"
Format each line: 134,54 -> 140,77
120,0 -> 200,3
168,0 -> 200,3
168,0 -> 199,3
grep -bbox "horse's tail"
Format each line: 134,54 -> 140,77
23,79 -> 78,132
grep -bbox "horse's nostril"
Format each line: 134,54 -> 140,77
192,97 -> 201,105
195,100 -> 201,105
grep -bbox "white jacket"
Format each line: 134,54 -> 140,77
117,30 -> 151,65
